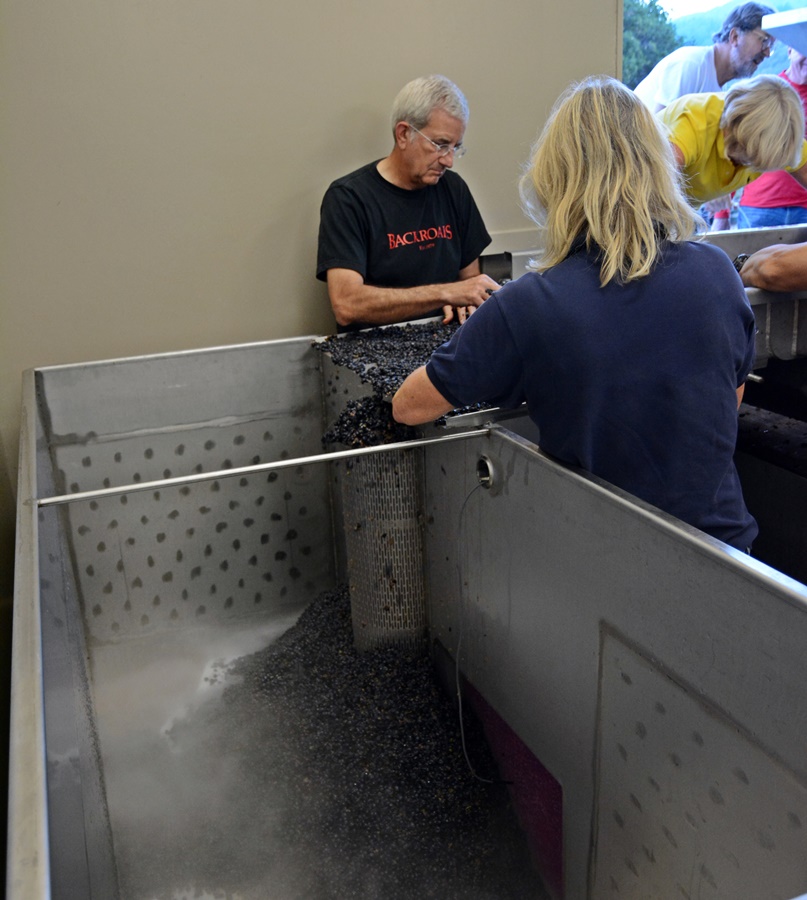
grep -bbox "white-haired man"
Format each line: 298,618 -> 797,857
635,2 -> 777,114
316,75 -> 498,332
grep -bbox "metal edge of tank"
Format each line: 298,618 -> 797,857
7,368 -> 51,900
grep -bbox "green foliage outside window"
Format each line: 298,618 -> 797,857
623,0 -> 807,90
622,0 -> 682,89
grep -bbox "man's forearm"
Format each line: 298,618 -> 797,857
327,266 -> 498,328
331,282 -> 458,327
740,243 -> 807,293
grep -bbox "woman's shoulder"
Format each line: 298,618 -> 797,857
669,238 -> 734,264
498,252 -> 602,305
660,240 -> 745,290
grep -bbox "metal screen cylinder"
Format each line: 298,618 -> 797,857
340,449 -> 427,654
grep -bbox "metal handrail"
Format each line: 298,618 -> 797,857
36,429 -> 490,508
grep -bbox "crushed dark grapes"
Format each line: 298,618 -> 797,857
314,322 -> 491,447
225,586 -> 548,899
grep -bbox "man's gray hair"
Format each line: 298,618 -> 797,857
389,75 -> 469,135
712,2 -> 777,43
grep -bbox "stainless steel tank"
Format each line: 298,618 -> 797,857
10,305 -> 807,897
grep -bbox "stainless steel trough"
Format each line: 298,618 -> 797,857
9,309 -> 807,897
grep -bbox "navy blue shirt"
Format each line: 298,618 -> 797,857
427,239 -> 758,550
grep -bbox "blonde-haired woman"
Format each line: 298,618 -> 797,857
393,76 -> 758,551
661,73 -> 807,206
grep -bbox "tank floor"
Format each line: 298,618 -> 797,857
90,589 -> 549,899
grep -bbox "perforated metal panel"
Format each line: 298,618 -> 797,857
52,425 -> 331,641
34,340 -> 336,642
341,450 -> 427,653
318,342 -> 429,653
592,632 -> 807,899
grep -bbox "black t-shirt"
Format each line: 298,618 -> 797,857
316,161 -> 491,327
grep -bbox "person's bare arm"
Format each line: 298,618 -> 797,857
737,383 -> 745,409
392,366 -> 455,425
326,263 -> 499,329
704,194 -> 733,232
739,242 -> 807,292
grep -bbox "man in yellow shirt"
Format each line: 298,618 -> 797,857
660,75 -> 807,205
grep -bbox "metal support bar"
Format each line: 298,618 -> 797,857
35,428 -> 490,508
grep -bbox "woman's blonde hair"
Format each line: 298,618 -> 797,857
721,75 -> 805,172
519,76 -> 700,285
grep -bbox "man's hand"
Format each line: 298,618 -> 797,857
444,272 -> 501,307
441,273 -> 500,323
443,304 -> 470,324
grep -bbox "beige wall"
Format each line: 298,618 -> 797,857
0,0 -> 622,593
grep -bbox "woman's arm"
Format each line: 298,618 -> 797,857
392,366 -> 455,425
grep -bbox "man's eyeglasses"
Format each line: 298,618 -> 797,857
408,124 -> 467,159
749,28 -> 775,51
